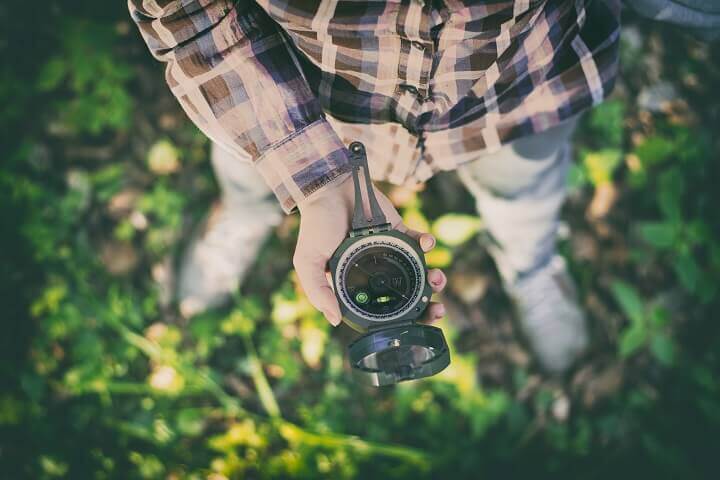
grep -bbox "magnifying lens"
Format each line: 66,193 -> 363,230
328,141 -> 450,386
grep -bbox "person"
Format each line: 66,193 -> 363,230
131,0 -> 713,374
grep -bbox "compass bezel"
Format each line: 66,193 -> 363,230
329,230 -> 433,333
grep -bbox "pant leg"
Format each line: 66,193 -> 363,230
628,0 -> 720,41
177,142 -> 281,317
457,117 -> 579,283
210,142 -> 276,204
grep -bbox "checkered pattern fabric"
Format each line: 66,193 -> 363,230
129,0 -> 620,213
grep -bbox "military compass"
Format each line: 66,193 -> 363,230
328,141 -> 450,386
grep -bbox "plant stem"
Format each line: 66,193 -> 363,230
107,319 -> 430,468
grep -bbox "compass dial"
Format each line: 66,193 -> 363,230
335,236 -> 424,322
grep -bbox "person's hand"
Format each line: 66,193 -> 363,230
295,175 -> 447,326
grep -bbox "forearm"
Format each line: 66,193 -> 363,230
128,0 -> 352,213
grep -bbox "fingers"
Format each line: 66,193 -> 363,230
395,224 -> 437,253
418,233 -> 436,252
420,302 -> 446,324
427,268 -> 446,293
294,254 -> 342,326
422,270 -> 447,323
394,224 -> 446,323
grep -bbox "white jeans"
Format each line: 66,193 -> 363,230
457,117 -> 578,281
211,116 -> 578,279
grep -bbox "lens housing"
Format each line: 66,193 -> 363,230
348,324 -> 450,386
330,231 -> 432,332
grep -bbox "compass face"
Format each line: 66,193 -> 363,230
335,235 -> 425,323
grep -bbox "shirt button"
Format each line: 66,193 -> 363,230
411,41 -> 425,50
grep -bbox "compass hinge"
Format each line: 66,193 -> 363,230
350,223 -> 392,237
366,320 -> 415,333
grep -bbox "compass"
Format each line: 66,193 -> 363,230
328,141 -> 450,386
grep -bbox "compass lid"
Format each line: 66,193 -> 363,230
348,324 -> 450,387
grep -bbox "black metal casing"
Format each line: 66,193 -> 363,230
327,141 -> 450,386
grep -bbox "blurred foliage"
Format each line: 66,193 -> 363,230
2,4 -> 720,480
36,19 -> 134,135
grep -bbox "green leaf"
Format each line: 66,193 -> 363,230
650,334 -> 676,366
299,318 -> 327,369
619,323 -> 647,357
637,222 -> 677,249
241,333 -> 281,418
39,455 -> 69,478
685,220 -> 711,246
567,163 -> 589,190
588,100 -> 625,148
610,281 -> 645,325
657,170 -> 685,223
628,167 -> 648,189
36,57 -> 67,91
221,310 -> 255,336
402,207 -> 430,233
425,246 -> 453,268
176,409 -> 206,437
431,214 -> 482,247
673,252 -> 701,293
583,149 -> 622,186
635,136 -> 675,166
649,306 -> 670,329
0,395 -> 24,425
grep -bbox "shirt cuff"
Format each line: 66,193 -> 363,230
254,119 -> 353,214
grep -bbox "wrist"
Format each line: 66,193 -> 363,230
298,172 -> 354,214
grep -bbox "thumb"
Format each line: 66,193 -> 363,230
294,254 -> 342,326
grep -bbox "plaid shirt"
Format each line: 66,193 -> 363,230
129,0 -> 620,213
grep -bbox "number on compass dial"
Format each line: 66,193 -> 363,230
344,245 -> 417,316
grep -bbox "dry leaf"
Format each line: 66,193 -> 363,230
108,188 -> 141,218
449,271 -> 489,304
587,183 -> 618,220
147,139 -> 180,175
100,240 -> 139,275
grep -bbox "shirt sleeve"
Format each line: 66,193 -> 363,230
128,0 -> 352,213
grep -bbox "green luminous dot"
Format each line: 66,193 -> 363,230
376,295 -> 391,304
355,292 -> 369,304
